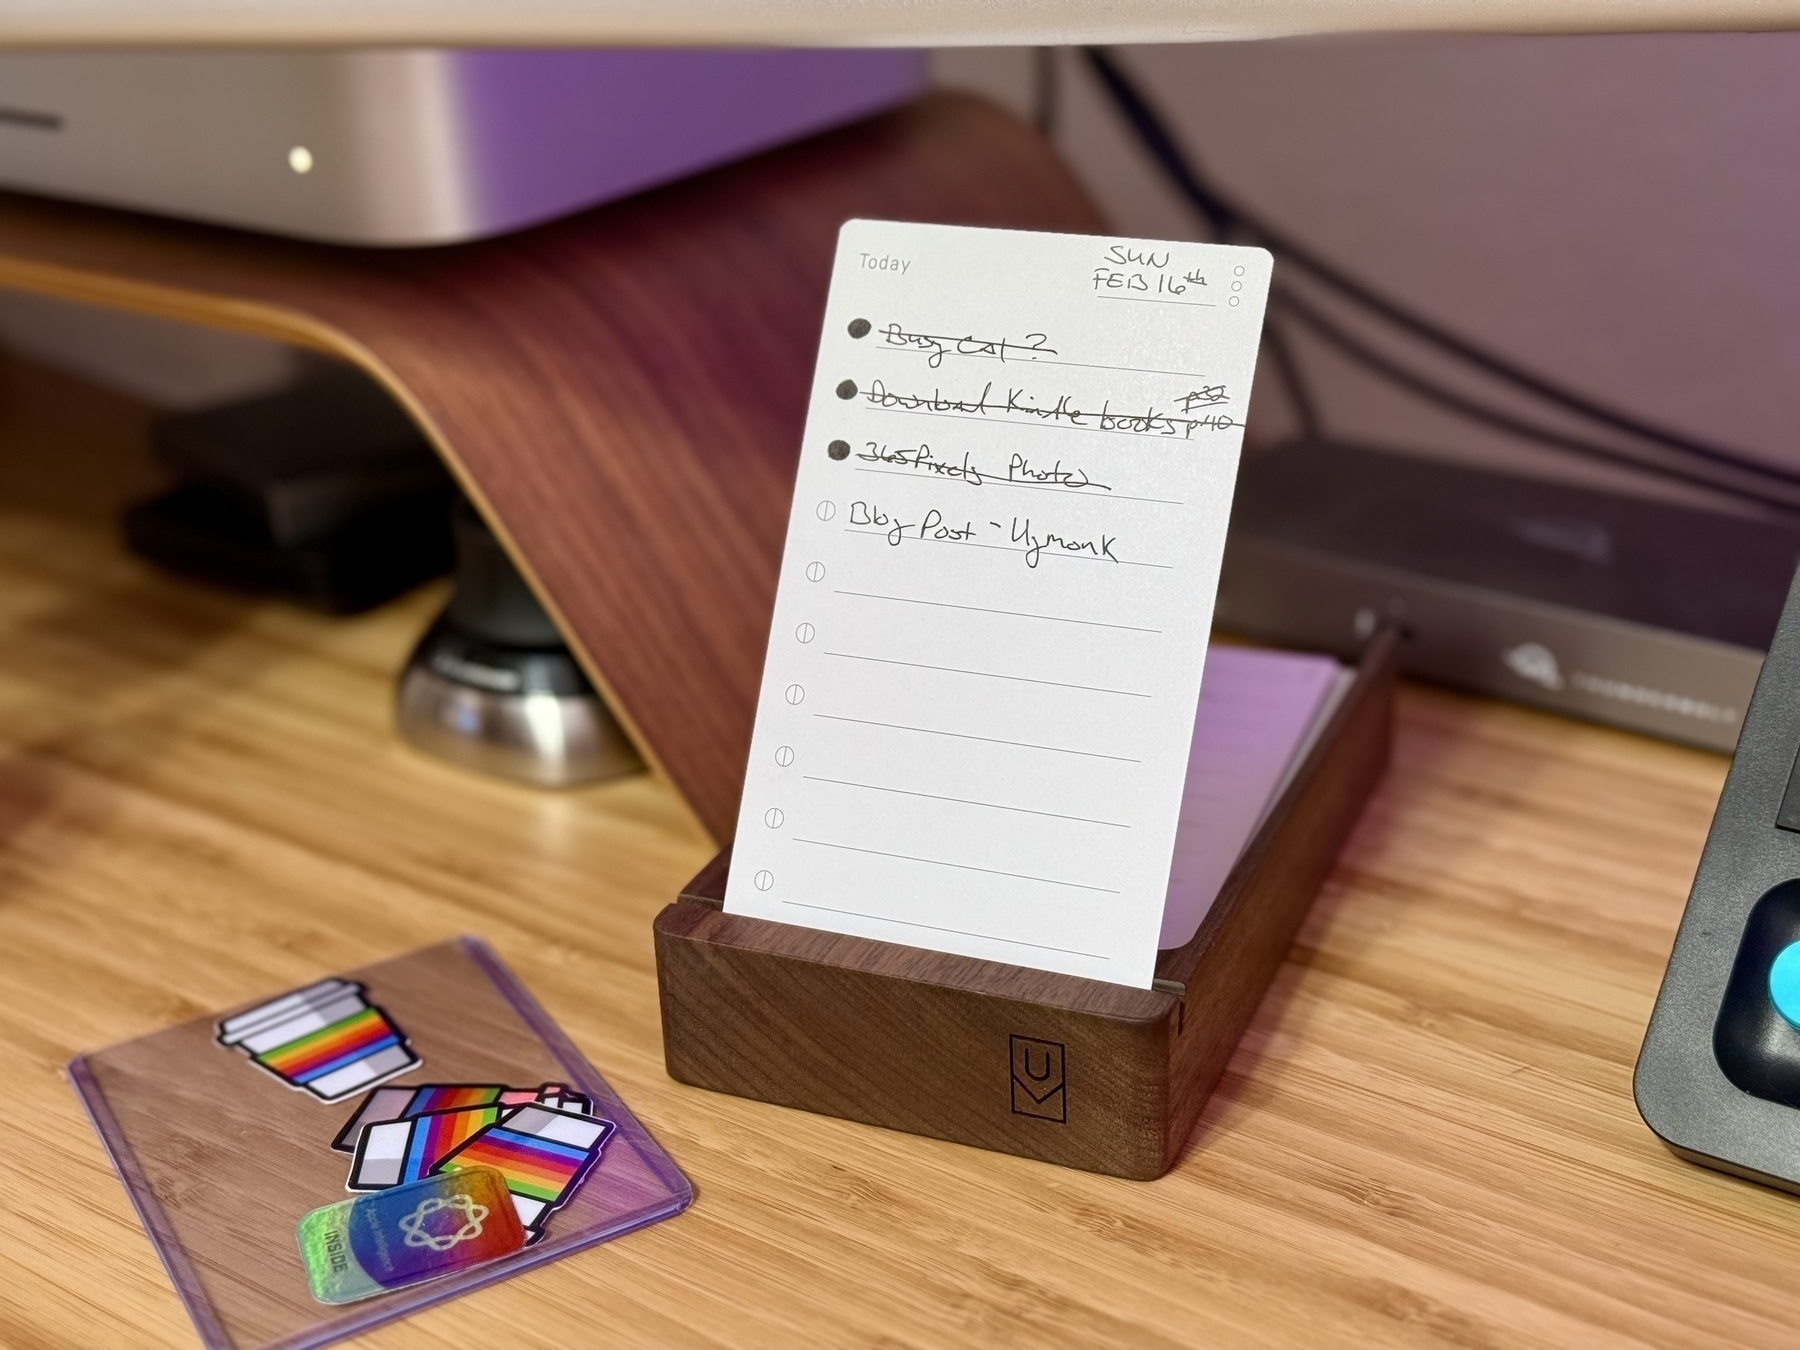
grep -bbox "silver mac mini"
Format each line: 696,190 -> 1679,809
0,46 -> 924,245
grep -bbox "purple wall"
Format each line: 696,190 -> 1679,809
1036,35 -> 1800,506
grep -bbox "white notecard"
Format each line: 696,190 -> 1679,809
724,220 -> 1273,989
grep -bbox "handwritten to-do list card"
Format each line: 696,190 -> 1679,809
724,220 -> 1273,989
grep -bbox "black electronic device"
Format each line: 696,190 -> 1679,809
1217,440 -> 1800,751
1638,563 -> 1800,1192
124,366 -> 455,612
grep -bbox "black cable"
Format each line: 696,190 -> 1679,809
1082,35 -> 1746,493
1276,289 -> 1800,513
1259,317 -> 1323,443
1080,45 -> 1800,494
1083,48 -> 1237,238
1055,51 -> 1322,441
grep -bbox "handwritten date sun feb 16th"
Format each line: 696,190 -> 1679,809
725,220 -> 1273,990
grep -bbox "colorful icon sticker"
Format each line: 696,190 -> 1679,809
349,1105 -> 506,1191
434,1103 -> 614,1236
333,1083 -> 541,1153
333,1082 -> 589,1155
296,1166 -> 525,1304
216,979 -> 419,1104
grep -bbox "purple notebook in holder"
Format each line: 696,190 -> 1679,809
68,937 -> 691,1350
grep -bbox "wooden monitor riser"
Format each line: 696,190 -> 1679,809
0,94 -> 1104,844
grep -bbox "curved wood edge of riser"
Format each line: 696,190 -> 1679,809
0,93 -> 1107,844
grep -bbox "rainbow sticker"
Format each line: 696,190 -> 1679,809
333,1082 -> 580,1153
216,979 -> 420,1103
435,1104 -> 613,1233
258,1007 -> 400,1085
350,1105 -> 506,1191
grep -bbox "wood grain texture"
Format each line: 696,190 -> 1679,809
0,93 -> 1106,845
653,634 -> 1396,1179
4,354 -> 1800,1349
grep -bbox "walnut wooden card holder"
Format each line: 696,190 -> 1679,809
655,631 -> 1398,1180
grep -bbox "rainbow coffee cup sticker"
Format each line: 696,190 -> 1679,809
217,979 -> 420,1103
434,1103 -> 614,1236
348,1105 -> 505,1191
296,1165 -> 525,1303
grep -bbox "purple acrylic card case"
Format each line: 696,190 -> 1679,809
69,936 -> 691,1350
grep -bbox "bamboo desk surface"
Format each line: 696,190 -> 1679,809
1,353 -> 1794,1350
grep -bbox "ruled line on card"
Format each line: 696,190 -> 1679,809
791,838 -> 1120,893
822,650 -> 1151,697
843,528 -> 1172,569
870,342 -> 1220,383
1093,294 -> 1218,308
834,590 -> 1162,634
780,900 -> 1110,960
851,464 -> 1184,507
811,713 -> 1141,763
804,775 -> 1130,828
870,406 -> 1237,439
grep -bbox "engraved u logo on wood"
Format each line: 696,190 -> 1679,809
1010,1035 -> 1067,1123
